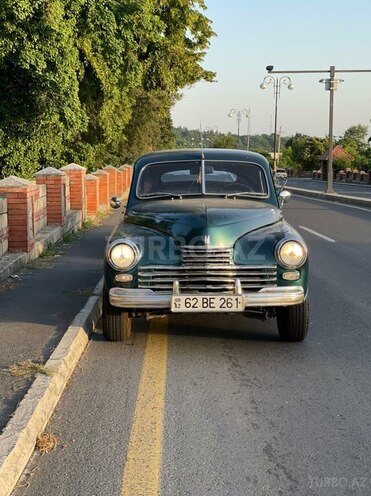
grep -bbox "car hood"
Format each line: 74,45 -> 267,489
124,198 -> 281,245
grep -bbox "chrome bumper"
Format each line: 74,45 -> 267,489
109,282 -> 305,310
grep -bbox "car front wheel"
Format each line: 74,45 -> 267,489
102,285 -> 132,342
276,301 -> 309,342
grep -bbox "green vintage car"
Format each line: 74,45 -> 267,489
103,149 -> 309,342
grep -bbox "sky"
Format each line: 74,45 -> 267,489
171,0 -> 371,139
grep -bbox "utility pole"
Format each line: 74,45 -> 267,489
265,65 -> 371,193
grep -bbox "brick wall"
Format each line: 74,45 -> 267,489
31,184 -> 47,235
0,177 -> 36,252
0,162 -> 132,259
35,167 -> 69,226
61,163 -> 87,217
92,170 -> 109,209
86,175 -> 99,216
119,165 -> 130,194
0,195 -> 8,257
104,166 -> 118,197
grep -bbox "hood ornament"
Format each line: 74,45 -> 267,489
203,235 -> 210,246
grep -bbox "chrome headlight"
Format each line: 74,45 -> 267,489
107,239 -> 139,271
275,240 -> 307,269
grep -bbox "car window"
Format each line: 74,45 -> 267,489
137,161 -> 202,197
137,160 -> 268,198
204,161 -> 268,195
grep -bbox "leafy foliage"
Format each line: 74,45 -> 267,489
283,134 -> 328,171
174,126 -> 371,173
338,124 -> 369,170
0,0 -> 86,177
333,156 -> 353,172
0,0 -> 215,178
211,133 -> 237,149
339,124 -> 368,153
173,127 -> 290,159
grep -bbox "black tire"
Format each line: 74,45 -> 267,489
276,300 -> 309,342
102,285 -> 132,342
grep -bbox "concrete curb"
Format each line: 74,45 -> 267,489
0,278 -> 103,496
286,186 -> 371,208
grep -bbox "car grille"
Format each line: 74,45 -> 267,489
138,245 -> 277,292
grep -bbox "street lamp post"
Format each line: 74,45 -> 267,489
260,76 -> 294,173
228,108 -> 250,147
264,65 -> 371,193
319,68 -> 344,192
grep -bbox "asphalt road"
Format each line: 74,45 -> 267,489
0,210 -> 122,434
12,196 -> 371,496
287,177 -> 371,198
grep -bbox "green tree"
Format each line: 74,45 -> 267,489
251,146 -> 271,162
286,134 -> 328,171
0,0 -> 215,178
338,124 -> 369,171
280,146 -> 296,169
211,133 -> 236,149
0,0 -> 86,177
121,0 -> 215,162
333,156 -> 353,172
339,124 -> 368,152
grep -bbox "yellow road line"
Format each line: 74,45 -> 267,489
121,318 -> 168,496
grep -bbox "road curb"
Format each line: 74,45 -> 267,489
0,278 -> 103,496
286,186 -> 371,208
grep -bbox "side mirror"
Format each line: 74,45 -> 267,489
110,196 -> 122,209
279,190 -> 291,206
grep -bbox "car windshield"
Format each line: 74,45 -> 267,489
137,160 -> 268,198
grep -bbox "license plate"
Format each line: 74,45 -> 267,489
171,295 -> 244,313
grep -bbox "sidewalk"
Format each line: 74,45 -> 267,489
285,179 -> 371,209
0,208 -> 122,435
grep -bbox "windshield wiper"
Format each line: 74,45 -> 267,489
224,191 -> 267,198
140,192 -> 183,199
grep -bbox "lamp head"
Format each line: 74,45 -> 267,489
288,83 -> 294,90
260,83 -> 267,90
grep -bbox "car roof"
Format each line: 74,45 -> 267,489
133,148 -> 271,172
